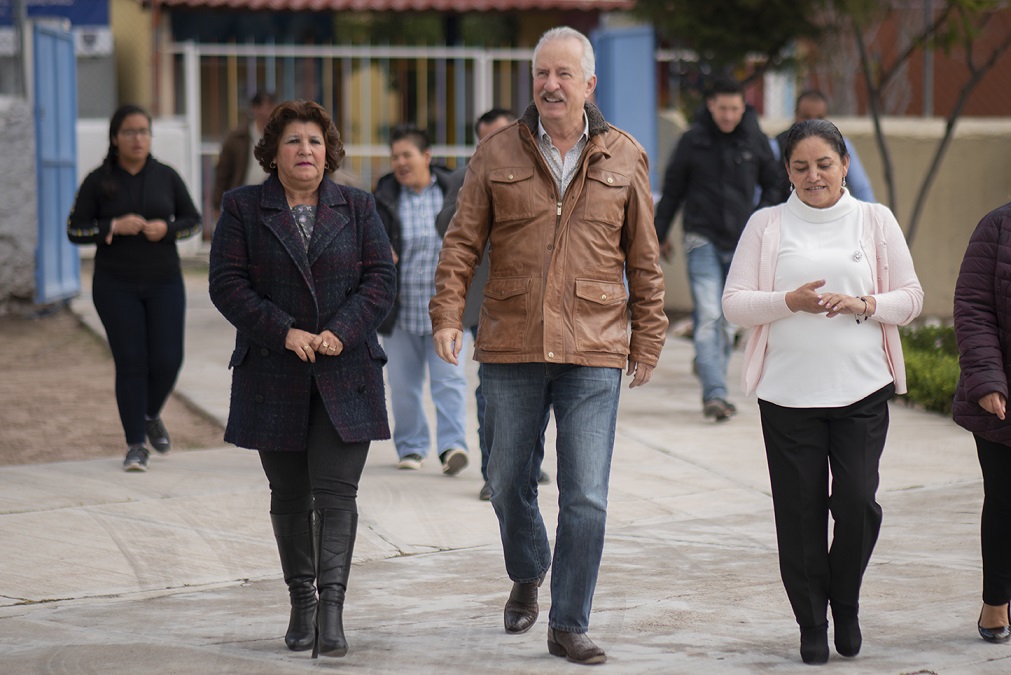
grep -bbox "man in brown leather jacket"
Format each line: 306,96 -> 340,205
430,26 -> 667,665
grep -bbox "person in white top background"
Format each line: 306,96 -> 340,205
722,119 -> 923,665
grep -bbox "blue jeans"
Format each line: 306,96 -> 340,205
483,363 -> 620,633
685,236 -> 736,403
383,326 -> 469,459
470,326 -> 548,483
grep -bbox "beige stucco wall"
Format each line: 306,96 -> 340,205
657,114 -> 1011,321
110,0 -> 153,108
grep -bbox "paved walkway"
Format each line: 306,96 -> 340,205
0,258 -> 1007,673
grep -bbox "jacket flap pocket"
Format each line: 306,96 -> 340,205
484,277 -> 530,301
574,278 -> 626,305
228,344 -> 250,369
489,167 -> 534,184
586,167 -> 629,188
366,339 -> 388,364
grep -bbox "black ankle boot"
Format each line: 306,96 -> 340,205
312,509 -> 357,659
270,512 -> 317,651
831,602 -> 861,657
800,624 -> 829,665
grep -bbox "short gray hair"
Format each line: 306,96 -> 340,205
532,27 -> 595,81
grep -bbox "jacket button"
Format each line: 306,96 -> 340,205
358,384 -> 367,393
345,287 -> 353,295
607,177 -> 613,184
260,348 -> 269,356
254,394 -> 264,403
547,244 -> 553,250
601,294 -> 607,300
508,174 -> 514,180
547,351 -> 554,358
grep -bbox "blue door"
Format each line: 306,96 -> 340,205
34,22 -> 80,304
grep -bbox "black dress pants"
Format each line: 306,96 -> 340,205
758,383 -> 894,628
259,382 -> 370,515
975,434 -> 1011,606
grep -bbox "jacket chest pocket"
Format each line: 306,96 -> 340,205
580,168 -> 628,228
490,167 -> 537,223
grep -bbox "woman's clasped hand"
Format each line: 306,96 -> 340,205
284,328 -> 344,362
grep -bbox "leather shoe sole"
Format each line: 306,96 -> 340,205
547,627 -> 606,665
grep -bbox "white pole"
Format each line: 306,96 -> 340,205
183,41 -> 202,211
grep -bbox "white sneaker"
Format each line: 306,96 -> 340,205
397,453 -> 423,470
440,448 -> 468,476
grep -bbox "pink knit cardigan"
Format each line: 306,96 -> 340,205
722,199 -> 923,396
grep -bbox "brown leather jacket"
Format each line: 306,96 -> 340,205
430,102 -> 667,369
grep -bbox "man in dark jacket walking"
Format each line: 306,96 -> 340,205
654,78 -> 783,421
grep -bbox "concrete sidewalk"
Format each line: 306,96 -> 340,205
0,259 -> 1007,673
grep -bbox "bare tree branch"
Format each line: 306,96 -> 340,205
905,26 -> 1011,243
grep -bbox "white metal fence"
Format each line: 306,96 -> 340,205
169,41 -> 539,217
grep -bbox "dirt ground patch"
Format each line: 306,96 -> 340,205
0,308 -> 225,466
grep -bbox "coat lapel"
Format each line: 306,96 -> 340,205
259,175 -> 315,291
307,178 -> 350,268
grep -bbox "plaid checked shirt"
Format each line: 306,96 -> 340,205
537,114 -> 589,198
395,175 -> 444,335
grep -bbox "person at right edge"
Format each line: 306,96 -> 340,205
952,201 -> 1011,645
654,78 -> 784,422
723,119 -> 922,664
430,27 -> 667,665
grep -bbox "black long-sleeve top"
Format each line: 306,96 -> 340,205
67,156 -> 202,281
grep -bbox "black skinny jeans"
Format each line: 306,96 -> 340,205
259,384 -> 370,515
975,434 -> 1011,606
92,269 -> 185,447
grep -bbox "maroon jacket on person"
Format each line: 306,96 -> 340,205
952,201 -> 1011,445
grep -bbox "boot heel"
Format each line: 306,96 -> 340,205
547,638 -> 566,658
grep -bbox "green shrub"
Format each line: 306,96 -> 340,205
899,324 -> 958,356
898,324 -> 959,414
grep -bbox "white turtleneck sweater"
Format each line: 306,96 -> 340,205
752,190 -> 892,407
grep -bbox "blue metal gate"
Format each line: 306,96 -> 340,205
33,22 -> 79,304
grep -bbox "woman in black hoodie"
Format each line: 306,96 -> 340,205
68,104 -> 201,471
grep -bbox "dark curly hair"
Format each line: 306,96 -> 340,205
254,99 -> 345,174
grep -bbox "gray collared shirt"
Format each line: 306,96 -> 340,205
537,113 -> 589,198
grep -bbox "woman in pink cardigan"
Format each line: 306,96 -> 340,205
723,119 -> 922,665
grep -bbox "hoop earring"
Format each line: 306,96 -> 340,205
269,160 -> 276,169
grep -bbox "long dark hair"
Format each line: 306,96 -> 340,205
100,104 -> 152,199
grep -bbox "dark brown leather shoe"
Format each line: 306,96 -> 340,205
547,627 -> 606,665
503,575 -> 544,634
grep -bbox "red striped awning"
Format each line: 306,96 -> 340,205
158,0 -> 634,11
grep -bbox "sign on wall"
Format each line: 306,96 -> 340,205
0,0 -> 109,27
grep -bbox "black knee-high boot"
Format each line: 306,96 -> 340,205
270,512 -> 318,651
312,509 -> 357,658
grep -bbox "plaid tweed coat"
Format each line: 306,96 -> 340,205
209,175 -> 396,450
